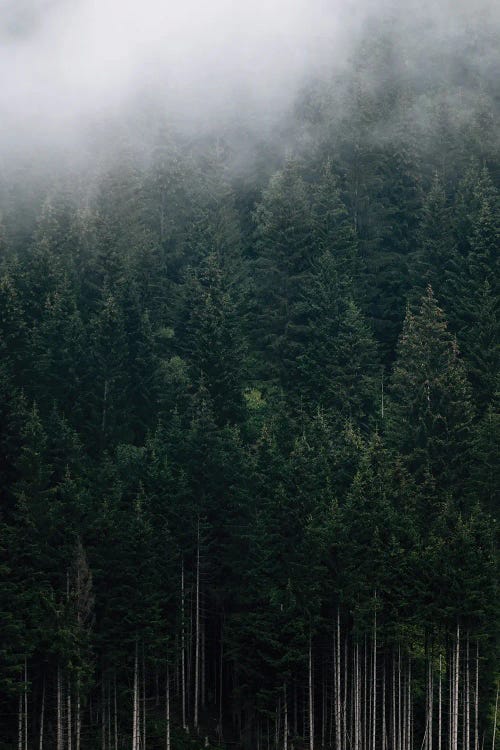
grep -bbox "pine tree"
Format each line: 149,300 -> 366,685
178,254 -> 246,425
252,158 -> 315,386
387,286 -> 474,501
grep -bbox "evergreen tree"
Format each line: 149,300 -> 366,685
388,286 -> 474,500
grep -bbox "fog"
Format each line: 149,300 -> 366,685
1,0 -> 345,151
0,0 -> 498,158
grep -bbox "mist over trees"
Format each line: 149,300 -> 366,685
0,2 -> 499,749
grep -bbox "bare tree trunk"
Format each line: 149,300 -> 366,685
466,635 -> 470,750
23,661 -> 28,750
321,670 -> 326,750
336,613 -> 342,750
284,683 -> 288,750
454,625 -> 460,750
181,560 -> 186,731
344,632 -> 348,750
102,677 -> 106,750
373,607 -> 377,750
18,690 -> 23,750
68,675 -> 72,750
492,683 -> 499,750
194,520 -> 200,731
407,662 -> 411,750
382,661 -> 386,750
133,644 -> 139,750
398,649 -> 402,750
393,652 -> 397,750
427,651 -> 434,750
219,619 -> 223,741
114,675 -> 118,750
142,650 -> 147,750
474,645 -> 479,750
449,645 -> 453,750
39,675 -> 46,750
309,634 -> 314,750
76,679 -> 81,750
362,635 -> 368,750
355,643 -> 360,750
57,666 -> 63,750
166,667 -> 171,750
201,620 -> 206,711
438,655 -> 442,750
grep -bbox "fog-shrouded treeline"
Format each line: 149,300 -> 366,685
0,10 -> 499,750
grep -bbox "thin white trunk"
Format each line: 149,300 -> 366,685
364,640 -> 368,750
114,677 -> 118,750
373,607 -> 377,750
474,645 -> 479,750
355,643 -> 360,750
284,683 -> 288,750
336,613 -> 342,750
194,521 -> 200,730
201,621 -> 206,710
68,675 -> 72,750
428,656 -> 433,750
398,649 -> 402,750
343,633 -> 348,750
76,680 -> 81,750
142,652 -> 147,750
102,678 -> 106,750
133,644 -> 139,750
407,662 -> 411,750
166,667 -> 171,750
321,672 -> 326,750
57,666 -> 63,750
454,625 -> 460,750
181,560 -> 186,731
382,662 -> 386,750
39,676 -> 46,750
393,653 -> 397,750
438,655 -> 442,750
18,690 -> 23,750
492,684 -> 499,750
466,635 -> 470,750
23,660 -> 28,750
309,635 -> 314,750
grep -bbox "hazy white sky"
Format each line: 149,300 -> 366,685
0,0 -> 497,153
0,0 -> 345,146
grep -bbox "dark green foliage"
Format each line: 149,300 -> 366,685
0,23 -> 498,748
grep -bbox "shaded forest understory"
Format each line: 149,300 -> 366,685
0,11 -> 499,750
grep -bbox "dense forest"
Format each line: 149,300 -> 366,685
0,7 -> 499,750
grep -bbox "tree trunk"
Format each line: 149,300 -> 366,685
113,674 -> 118,750
335,610 -> 343,750
133,644 -> 139,750
454,625 -> 460,750
181,560 -> 186,731
57,665 -> 63,750
18,690 -> 23,750
466,635 -> 470,750
142,650 -> 147,750
68,675 -> 72,750
23,659 -> 28,750
373,607 -> 377,750
438,655 -> 442,750
284,683 -> 288,750
194,520 -> 200,731
474,645 -> 479,750
39,675 -> 46,750
309,634 -> 314,750
76,679 -> 81,750
492,683 -> 498,750
166,666 -> 171,750
102,677 -> 106,750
